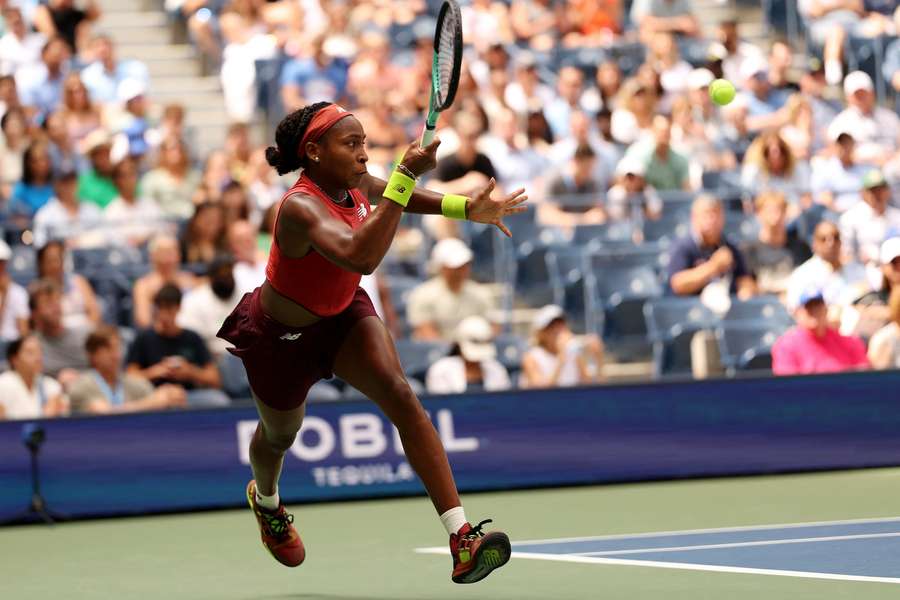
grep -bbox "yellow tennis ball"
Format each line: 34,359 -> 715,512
709,78 -> 736,106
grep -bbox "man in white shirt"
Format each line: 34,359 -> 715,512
227,220 -> 267,295
827,71 -> 900,166
177,255 -> 243,358
810,130 -> 869,213
0,239 -> 29,342
79,34 -> 149,105
839,169 -> 900,266
105,157 -> 165,247
787,221 -> 871,312
0,335 -> 67,420
0,8 -> 45,77
407,238 -> 494,341
425,316 -> 511,395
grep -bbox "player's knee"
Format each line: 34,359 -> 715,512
258,424 -> 297,454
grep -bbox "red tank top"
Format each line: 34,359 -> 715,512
265,173 -> 372,316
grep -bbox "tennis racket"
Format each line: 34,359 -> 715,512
420,0 -> 463,147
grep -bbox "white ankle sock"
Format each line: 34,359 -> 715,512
256,486 -> 280,511
440,506 -> 468,536
825,60 -> 843,86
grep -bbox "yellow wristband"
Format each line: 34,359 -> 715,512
441,194 -> 468,220
383,170 -> 415,207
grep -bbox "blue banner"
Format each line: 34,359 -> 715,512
2,371 -> 900,521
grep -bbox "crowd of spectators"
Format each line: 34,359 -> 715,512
2,1 -> 900,419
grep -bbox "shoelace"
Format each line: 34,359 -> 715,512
262,509 -> 294,538
462,519 -> 492,541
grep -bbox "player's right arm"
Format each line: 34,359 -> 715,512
279,139 -> 440,275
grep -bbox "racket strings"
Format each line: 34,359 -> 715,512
436,19 -> 458,101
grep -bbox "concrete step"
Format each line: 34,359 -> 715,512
96,0 -> 154,12
151,76 -> 221,94
97,11 -> 168,29
183,109 -> 232,126
144,58 -> 200,79
118,44 -> 196,62
105,25 -> 172,46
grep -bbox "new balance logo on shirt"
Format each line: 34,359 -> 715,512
357,204 -> 368,221
280,332 -> 302,341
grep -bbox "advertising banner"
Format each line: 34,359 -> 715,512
2,371 -> 900,521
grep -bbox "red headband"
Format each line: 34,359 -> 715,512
298,104 -> 354,159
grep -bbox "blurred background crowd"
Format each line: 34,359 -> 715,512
1,0 -> 900,420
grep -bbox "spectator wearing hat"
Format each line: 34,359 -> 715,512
69,325 -> 186,415
606,156 -> 662,223
827,71 -> 900,165
32,168 -> 102,247
109,78 -> 150,163
126,284 -> 229,407
521,305 -> 604,388
77,128 -> 117,209
539,142 -> 607,231
839,169 -> 900,266
810,130 -> 868,212
668,194 -> 757,299
105,157 -> 165,247
787,221 -> 870,315
772,288 -> 869,375
738,58 -> 790,132
14,36 -> 69,119
742,192 -> 812,297
0,239 -> 29,343
407,238 -> 494,342
623,114 -> 691,192
0,334 -> 68,420
177,254 -> 242,358
425,316 -> 511,395
80,34 -> 148,105
868,287 -> 900,370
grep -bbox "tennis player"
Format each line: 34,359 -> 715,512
217,102 -> 526,583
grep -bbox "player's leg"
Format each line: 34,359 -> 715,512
245,392 -> 307,567
333,316 -> 510,583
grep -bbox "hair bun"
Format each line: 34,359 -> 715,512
264,146 -> 281,167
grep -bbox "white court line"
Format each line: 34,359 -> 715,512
576,531 -> 900,557
505,515 -> 900,546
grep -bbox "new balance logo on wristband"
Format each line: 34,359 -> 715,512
394,185 -> 406,194
280,332 -> 302,341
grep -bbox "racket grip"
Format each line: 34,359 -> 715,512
420,125 -> 436,147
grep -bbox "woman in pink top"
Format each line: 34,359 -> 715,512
772,289 -> 870,375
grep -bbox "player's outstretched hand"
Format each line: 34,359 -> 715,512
400,138 -> 441,177
467,178 -> 528,238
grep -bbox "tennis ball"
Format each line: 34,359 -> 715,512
709,79 -> 736,106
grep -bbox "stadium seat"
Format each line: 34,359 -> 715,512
572,222 -> 634,249
590,264 -> 661,360
642,215 -> 689,245
723,211 -> 759,243
738,347 -> 774,372
393,339 -> 451,380
341,377 -> 424,400
715,322 -> 784,375
515,243 -> 560,308
494,333 -> 528,373
306,381 -> 342,403
386,275 -> 423,338
644,298 -> 719,377
724,297 -> 794,327
547,247 -> 592,332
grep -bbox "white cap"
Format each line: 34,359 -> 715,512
0,239 -> 11,261
456,316 -> 496,362
430,238 -> 473,270
616,156 -> 647,178
117,78 -> 147,103
687,68 -> 714,90
532,305 -> 565,333
843,71 -> 874,96
80,128 -> 111,154
881,237 -> 900,265
740,57 -> 768,80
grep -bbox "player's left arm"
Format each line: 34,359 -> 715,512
361,174 -> 528,237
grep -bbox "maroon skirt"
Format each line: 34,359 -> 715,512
216,286 -> 377,410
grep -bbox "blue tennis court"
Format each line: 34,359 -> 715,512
503,517 -> 900,584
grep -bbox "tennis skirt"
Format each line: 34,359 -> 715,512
216,286 -> 377,410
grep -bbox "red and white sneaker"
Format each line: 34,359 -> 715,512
449,519 -> 511,584
246,480 -> 305,567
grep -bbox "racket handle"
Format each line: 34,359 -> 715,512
420,124 -> 436,147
